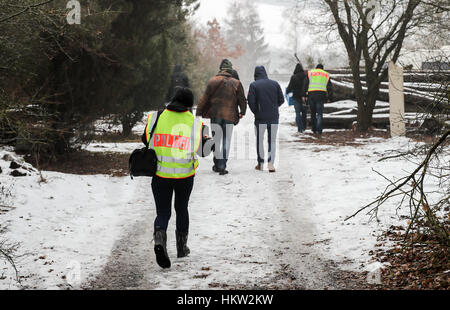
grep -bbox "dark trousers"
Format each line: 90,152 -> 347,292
151,175 -> 194,232
211,118 -> 234,170
293,99 -> 307,132
308,95 -> 325,134
255,121 -> 279,164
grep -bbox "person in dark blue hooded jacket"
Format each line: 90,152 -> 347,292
247,66 -> 284,172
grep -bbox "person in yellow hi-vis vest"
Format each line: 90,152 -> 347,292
142,87 -> 212,269
303,64 -> 333,135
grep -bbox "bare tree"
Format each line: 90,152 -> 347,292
294,0 -> 448,131
283,2 -> 348,70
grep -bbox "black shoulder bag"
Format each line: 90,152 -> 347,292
129,111 -> 163,179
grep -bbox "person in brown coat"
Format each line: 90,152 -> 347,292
196,59 -> 246,175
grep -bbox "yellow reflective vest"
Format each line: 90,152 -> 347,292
145,109 -> 203,179
307,69 -> 330,92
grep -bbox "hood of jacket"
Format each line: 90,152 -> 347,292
173,64 -> 183,73
254,66 -> 268,80
294,63 -> 304,75
173,64 -> 183,72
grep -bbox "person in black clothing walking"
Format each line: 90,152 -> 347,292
142,87 -> 212,269
286,63 -> 307,133
166,64 -> 190,102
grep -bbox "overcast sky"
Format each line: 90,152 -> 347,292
192,0 -> 295,49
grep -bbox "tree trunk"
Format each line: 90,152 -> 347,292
355,71 -> 382,132
353,79 -> 373,132
356,98 -> 371,132
122,119 -> 132,137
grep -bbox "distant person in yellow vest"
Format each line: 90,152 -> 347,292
303,64 -> 333,135
142,87 -> 211,269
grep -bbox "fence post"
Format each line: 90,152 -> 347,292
388,61 -> 406,136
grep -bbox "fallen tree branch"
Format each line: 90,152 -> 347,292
346,130 -> 450,229
0,240 -> 21,284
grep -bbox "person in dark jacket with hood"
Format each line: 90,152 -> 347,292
286,63 -> 307,133
247,66 -> 284,172
166,64 -> 190,102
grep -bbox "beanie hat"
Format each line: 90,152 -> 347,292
171,87 -> 194,108
220,59 -> 233,73
316,64 -> 324,69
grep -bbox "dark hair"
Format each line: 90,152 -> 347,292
172,87 -> 194,108
316,64 -> 324,69
173,64 -> 183,73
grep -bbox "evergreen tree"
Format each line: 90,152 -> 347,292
0,0 -> 200,158
101,0 -> 199,136
1,0 -> 116,154
224,0 -> 269,84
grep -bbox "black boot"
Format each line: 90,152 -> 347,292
154,228 -> 171,268
176,230 -> 190,258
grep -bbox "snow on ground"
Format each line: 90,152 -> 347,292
278,104 -> 419,267
84,142 -> 142,154
0,99 -> 445,290
93,116 -> 147,136
0,161 -> 143,289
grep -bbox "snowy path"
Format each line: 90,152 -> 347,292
85,111 -> 373,290
1,102 -> 422,290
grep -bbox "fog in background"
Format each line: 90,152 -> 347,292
192,0 -> 349,77
192,0 -> 449,76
